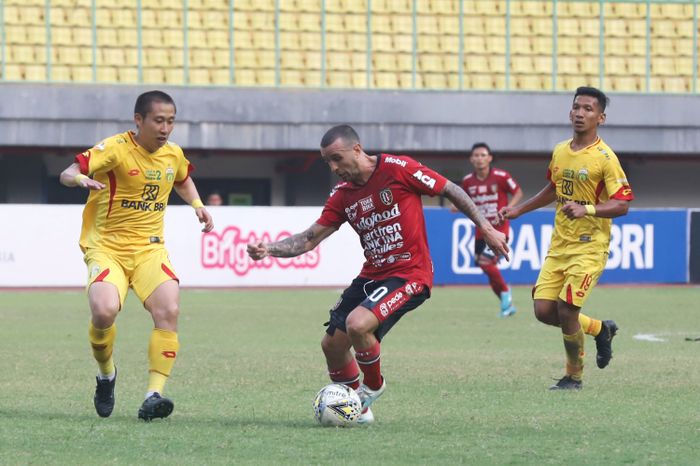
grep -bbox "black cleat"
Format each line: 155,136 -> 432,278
94,368 -> 117,418
549,375 -> 583,390
595,320 -> 618,369
138,393 -> 174,421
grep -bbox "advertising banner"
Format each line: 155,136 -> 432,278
426,207 -> 688,285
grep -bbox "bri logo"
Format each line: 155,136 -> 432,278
201,227 -> 321,276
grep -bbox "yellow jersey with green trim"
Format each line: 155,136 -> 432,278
75,131 -> 193,253
546,137 -> 634,255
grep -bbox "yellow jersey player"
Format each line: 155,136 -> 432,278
60,90 -> 214,420
498,86 -> 634,390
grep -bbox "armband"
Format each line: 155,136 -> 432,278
74,174 -> 89,184
584,204 -> 596,216
191,199 -> 204,209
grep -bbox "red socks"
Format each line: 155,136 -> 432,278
328,359 -> 360,390
480,263 -> 508,296
355,341 -> 383,390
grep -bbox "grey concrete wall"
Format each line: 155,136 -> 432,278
2,83 -> 700,154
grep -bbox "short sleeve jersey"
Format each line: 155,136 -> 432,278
75,131 -> 193,253
547,137 -> 634,255
316,154 -> 448,289
461,168 -> 520,239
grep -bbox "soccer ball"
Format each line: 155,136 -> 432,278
312,383 -> 362,427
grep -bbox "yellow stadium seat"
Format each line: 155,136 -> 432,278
143,67 -> 165,83
441,54 -> 458,73
579,57 -> 599,75
604,37 -> 628,56
117,29 -> 138,47
422,73 -> 447,89
164,68 -> 185,84
627,20 -> 647,38
417,35 -> 441,54
470,73 -> 497,90
661,77 -> 690,93
250,11 -> 275,30
278,13 -> 298,32
651,57 -> 676,76
392,34 -> 412,53
674,57 -> 693,76
510,56 -> 534,74
55,46 -> 81,65
372,0 -> 409,14
232,30 -> 253,49
3,64 -> 24,81
463,55 -> 488,73
373,53 -> 397,71
117,67 -> 138,83
51,27 -> 72,46
651,20 -> 677,38
297,0 -> 322,13
102,48 -> 126,66
345,14 -> 367,33
326,52 -> 351,71
609,76 -> 642,92
205,9 -> 230,29
213,49 -> 229,67
207,30 -> 229,48
626,57 -> 646,75
325,71 -> 352,88
24,65 -> 46,81
112,10 -> 136,28
157,9 -> 182,28
97,66 -> 118,82
651,3 -> 693,20
299,32 -> 320,51
610,2 -> 646,19
512,0 -> 551,17
3,6 -> 21,24
672,20 -> 693,39
233,68 -> 255,86
255,69 -> 275,86
484,36 -> 505,54
438,16 -> 459,35
626,38 -> 647,57
256,50 -> 276,68
510,36 -> 532,55
97,28 -> 118,46
373,72 -> 399,88
559,1 -> 595,17
280,70 -> 305,86
533,55 -> 552,74
25,26 -> 47,45
305,52 -> 321,70
280,51 -> 305,70
371,34 -> 393,52
463,36 -> 486,54
190,49 -> 214,67
297,13 -> 321,32
390,15 -> 412,33
8,45 -> 37,64
71,66 -> 93,82
234,50 -> 258,68
487,55 -> 505,73
418,54 -> 442,73
417,15 -> 439,35
17,6 -> 45,25
209,68 -> 230,85
251,30 -> 274,49
605,57 -> 627,75
280,32 -> 301,50
513,74 -> 546,91
557,56 -> 580,74
162,30 -> 183,47
531,36 -> 553,55
483,16 -> 504,35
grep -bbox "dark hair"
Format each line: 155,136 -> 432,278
574,86 -> 609,112
320,124 -> 360,148
470,142 -> 492,155
134,90 -> 176,118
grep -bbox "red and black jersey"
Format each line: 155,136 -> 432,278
461,168 -> 520,239
316,154 -> 448,289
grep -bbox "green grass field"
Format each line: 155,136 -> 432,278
1,285 -> 699,465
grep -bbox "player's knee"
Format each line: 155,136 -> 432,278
533,300 -> 557,325
321,335 -> 340,357
345,314 -> 372,339
150,302 -> 180,322
89,298 -> 119,324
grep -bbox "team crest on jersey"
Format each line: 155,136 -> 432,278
379,188 -> 393,206
359,195 -> 375,213
578,168 -> 589,181
165,167 -> 175,182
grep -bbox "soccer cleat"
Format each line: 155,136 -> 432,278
357,378 -> 386,412
94,368 -> 117,418
138,393 -> 174,421
549,375 -> 583,390
357,407 -> 374,425
499,290 -> 516,317
595,320 -> 618,369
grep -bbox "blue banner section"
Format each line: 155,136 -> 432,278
425,208 -> 688,285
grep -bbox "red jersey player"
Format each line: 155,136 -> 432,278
247,125 -> 509,424
460,142 -> 523,317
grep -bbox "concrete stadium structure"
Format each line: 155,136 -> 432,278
0,83 -> 698,207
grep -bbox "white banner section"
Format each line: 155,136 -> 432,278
0,205 -> 364,287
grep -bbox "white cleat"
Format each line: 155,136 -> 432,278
357,407 -> 374,425
357,379 -> 386,411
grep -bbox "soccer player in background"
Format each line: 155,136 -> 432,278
59,90 -> 214,420
247,125 -> 510,423
458,142 -> 523,317
498,87 -> 634,390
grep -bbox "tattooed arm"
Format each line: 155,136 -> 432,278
442,180 -> 510,261
247,223 -> 337,260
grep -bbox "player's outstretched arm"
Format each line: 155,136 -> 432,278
59,163 -> 105,190
174,177 -> 214,232
442,181 -> 509,260
498,183 -> 556,223
247,223 -> 337,260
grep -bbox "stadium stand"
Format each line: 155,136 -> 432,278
0,0 -> 697,92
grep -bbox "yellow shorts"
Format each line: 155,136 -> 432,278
84,247 -> 179,307
533,252 -> 608,308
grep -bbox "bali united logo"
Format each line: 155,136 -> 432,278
379,188 -> 393,206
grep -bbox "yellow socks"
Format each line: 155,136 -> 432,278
89,321 -> 116,377
578,313 -> 602,337
147,328 -> 179,395
562,328 -> 585,381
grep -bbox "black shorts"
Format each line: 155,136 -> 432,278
325,276 -> 430,342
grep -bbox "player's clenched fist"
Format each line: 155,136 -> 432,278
247,242 -> 269,260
